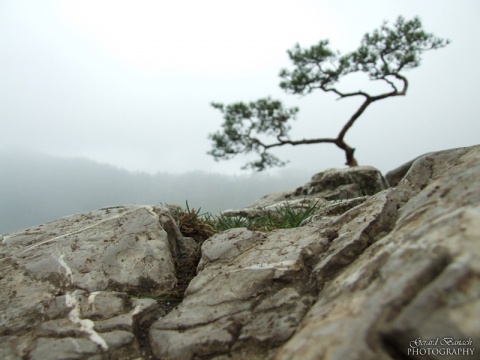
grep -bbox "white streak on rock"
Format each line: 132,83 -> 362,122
20,209 -> 138,255
87,291 -> 101,315
145,206 -> 159,219
232,259 -> 297,272
57,254 -> 74,285
131,305 -> 143,316
88,291 -> 101,305
65,293 -> 109,351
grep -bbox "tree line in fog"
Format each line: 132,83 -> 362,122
0,151 -> 311,234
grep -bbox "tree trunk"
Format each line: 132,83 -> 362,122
336,140 -> 358,167
345,148 -> 358,167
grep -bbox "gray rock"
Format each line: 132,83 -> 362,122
255,165 -> 387,205
223,166 -> 386,219
0,205 -> 197,359
148,145 -> 480,359
150,225 -> 320,359
384,156 -> 419,187
2,206 -> 178,294
3,145 -> 480,359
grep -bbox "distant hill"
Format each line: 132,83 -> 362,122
0,150 -> 311,234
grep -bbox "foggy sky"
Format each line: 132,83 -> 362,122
1,0 -> 480,176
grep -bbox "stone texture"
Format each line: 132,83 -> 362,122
2,145 -> 480,359
256,165 -> 386,203
0,205 -> 198,359
223,166 -> 386,219
149,145 -> 480,359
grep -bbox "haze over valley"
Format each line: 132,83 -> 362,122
1,1 -> 479,235
0,151 -> 312,234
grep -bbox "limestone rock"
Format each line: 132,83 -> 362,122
384,156 -> 418,187
0,205 -> 198,359
2,145 -> 480,359
149,145 -> 480,359
256,165 -> 386,204
223,166 -> 386,219
150,227 -> 320,359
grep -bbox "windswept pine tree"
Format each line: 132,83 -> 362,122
208,16 -> 450,170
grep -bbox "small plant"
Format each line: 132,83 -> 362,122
177,201 -> 217,242
271,200 -> 321,228
175,200 -> 324,241
206,214 -> 255,232
204,199 -> 323,233
244,200 -> 322,231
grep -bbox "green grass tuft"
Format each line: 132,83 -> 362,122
175,199 -> 323,242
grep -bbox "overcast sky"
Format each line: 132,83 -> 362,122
1,0 -> 479,176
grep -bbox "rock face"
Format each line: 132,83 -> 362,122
223,166 -> 387,219
1,145 -> 479,359
149,145 -> 480,359
0,205 -> 200,359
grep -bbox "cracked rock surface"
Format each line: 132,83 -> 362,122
1,145 -> 480,359
149,145 -> 480,359
0,205 -> 197,359
222,166 -> 386,219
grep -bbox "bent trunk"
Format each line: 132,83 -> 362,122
335,140 -> 358,167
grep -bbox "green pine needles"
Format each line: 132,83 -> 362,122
208,16 -> 449,170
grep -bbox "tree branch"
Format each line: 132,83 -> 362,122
208,16 -> 449,171
265,137 -> 337,149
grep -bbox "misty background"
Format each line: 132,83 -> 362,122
1,1 -> 479,234
0,150 -> 314,234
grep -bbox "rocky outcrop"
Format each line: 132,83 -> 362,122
1,145 -> 479,359
149,145 -> 480,359
222,166 -> 386,219
0,205 -> 200,359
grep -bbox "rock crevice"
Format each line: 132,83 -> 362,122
1,145 -> 479,359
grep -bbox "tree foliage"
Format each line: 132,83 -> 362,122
208,16 -> 450,171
